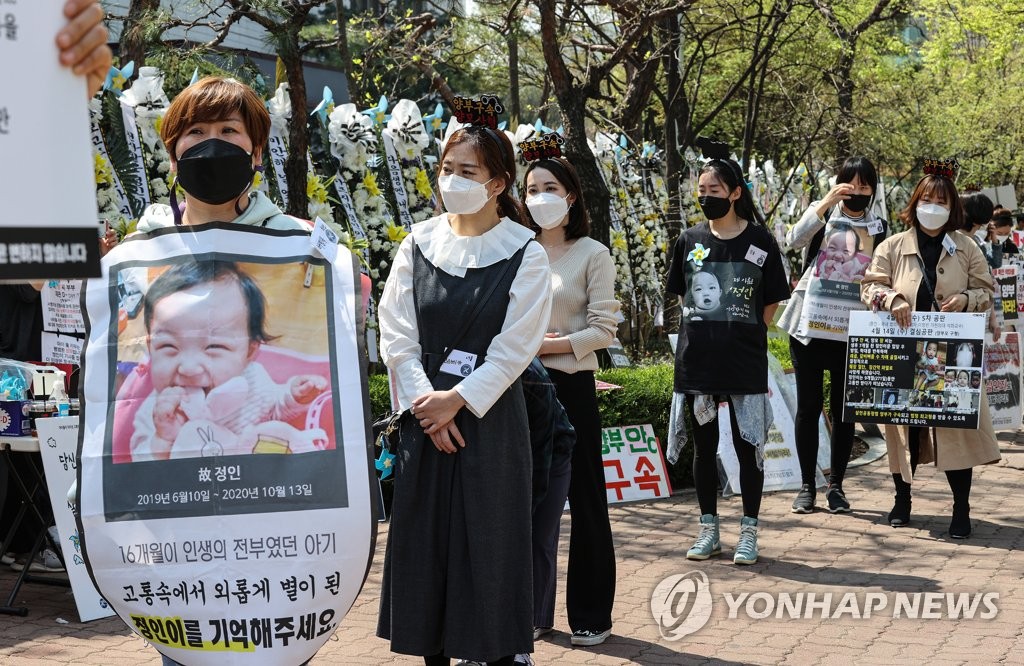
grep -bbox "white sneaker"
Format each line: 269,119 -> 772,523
514,654 -> 535,665
1,552 -> 15,566
10,548 -> 64,573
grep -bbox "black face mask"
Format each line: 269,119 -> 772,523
698,195 -> 733,221
175,139 -> 255,205
844,193 -> 872,213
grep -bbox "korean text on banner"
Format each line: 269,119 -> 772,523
843,310 -> 987,430
0,2 -> 100,279
602,424 -> 672,503
36,417 -> 116,622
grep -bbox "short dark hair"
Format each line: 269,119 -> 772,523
993,206 -> 1014,228
699,158 -> 764,225
836,156 -> 878,193
522,157 -> 591,240
143,260 -> 273,344
961,192 -> 995,229
900,175 -> 964,234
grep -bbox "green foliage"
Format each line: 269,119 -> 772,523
595,364 -> 692,488
368,373 -> 391,418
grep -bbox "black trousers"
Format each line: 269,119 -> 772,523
548,368 -> 615,633
789,336 -> 856,487
905,428 -> 973,500
687,395 -> 764,518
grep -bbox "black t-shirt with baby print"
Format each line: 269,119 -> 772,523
667,221 -> 791,394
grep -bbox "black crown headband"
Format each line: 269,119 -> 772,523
695,136 -> 743,182
451,94 -> 510,166
923,157 -> 960,182
518,132 -> 564,162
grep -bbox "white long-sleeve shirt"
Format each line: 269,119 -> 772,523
379,214 -> 552,418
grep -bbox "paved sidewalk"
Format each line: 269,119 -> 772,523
2,433 -> 1022,665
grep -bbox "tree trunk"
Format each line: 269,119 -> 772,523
560,98 -> 611,248
278,31 -> 310,219
661,15 -> 687,242
334,0 -> 361,104
834,47 -> 855,160
615,31 -> 659,144
507,31 -> 521,126
120,0 -> 161,69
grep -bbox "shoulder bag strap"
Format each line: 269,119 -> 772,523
417,242 -> 527,381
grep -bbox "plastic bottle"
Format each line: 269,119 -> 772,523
50,377 -> 70,417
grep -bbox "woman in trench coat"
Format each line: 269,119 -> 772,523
860,164 -> 1001,539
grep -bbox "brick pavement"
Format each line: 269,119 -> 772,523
2,432 -> 1022,665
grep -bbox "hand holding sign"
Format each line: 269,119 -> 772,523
57,0 -> 112,98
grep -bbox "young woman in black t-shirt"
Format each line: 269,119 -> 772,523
666,151 -> 790,565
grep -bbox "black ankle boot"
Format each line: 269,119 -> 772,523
949,502 -> 971,539
889,474 -> 912,527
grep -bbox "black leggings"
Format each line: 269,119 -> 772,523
687,394 -> 764,518
789,337 -> 855,487
906,427 -> 973,500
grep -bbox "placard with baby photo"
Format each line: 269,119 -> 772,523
76,223 -> 375,666
796,219 -> 878,341
844,310 -> 987,429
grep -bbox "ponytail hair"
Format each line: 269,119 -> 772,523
699,158 -> 764,225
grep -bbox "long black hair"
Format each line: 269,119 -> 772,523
699,159 -> 765,225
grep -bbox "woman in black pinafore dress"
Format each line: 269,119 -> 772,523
377,125 -> 552,666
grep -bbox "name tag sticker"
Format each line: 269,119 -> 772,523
440,349 -> 478,378
745,245 -> 768,267
868,220 -> 884,236
942,234 -> 957,256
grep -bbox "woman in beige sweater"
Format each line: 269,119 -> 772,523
523,155 -> 620,647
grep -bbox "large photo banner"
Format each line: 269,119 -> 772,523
795,217 -> 881,341
77,224 -> 376,665
844,311 -> 987,429
984,332 -> 1022,431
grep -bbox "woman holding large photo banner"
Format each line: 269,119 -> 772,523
779,157 -> 887,515
860,159 -> 1001,539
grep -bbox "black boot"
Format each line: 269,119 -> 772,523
888,473 -> 912,527
946,468 -> 973,539
949,501 -> 971,539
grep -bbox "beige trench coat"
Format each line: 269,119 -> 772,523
860,229 -> 1001,482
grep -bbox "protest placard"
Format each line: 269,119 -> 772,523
0,2 -> 100,278
78,225 -> 375,664
983,332 -> 1022,431
601,424 -> 672,503
844,311 -> 986,429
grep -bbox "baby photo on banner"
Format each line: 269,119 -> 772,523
77,224 -> 376,665
843,311 -> 987,429
796,219 -> 879,340
983,332 -> 1022,431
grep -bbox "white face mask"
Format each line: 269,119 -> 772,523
438,174 -> 494,215
917,203 -> 950,230
525,192 -> 570,229
974,228 -> 988,243
996,233 -> 1010,244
